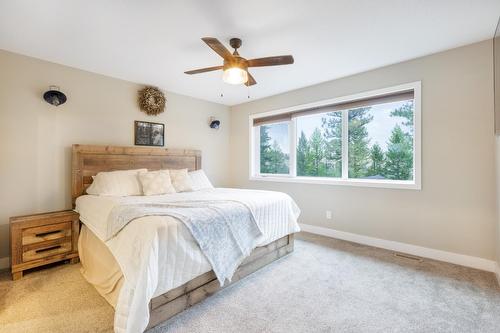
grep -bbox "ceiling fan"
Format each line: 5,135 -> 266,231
184,37 -> 294,86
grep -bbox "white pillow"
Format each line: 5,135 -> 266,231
169,169 -> 194,192
139,170 -> 176,196
189,170 -> 214,191
86,169 -> 146,196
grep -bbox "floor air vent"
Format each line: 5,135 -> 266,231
393,252 -> 423,262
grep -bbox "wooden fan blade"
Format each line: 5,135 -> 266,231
184,66 -> 223,74
246,72 -> 257,86
247,55 -> 294,67
201,37 -> 233,61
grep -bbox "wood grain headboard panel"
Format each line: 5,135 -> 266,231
71,144 -> 201,206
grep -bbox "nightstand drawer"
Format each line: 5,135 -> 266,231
22,239 -> 72,262
22,222 -> 72,245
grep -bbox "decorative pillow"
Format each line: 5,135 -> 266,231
86,169 -> 146,196
139,170 -> 176,196
169,169 -> 194,192
189,170 -> 214,191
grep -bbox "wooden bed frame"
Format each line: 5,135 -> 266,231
71,144 -> 295,330
71,144 -> 202,206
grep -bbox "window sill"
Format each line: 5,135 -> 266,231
249,175 -> 421,190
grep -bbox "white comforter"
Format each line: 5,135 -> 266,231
75,188 -> 300,333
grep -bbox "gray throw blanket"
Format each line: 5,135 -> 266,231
107,200 -> 264,285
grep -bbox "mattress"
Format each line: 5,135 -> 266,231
75,187 -> 301,332
77,188 -> 300,245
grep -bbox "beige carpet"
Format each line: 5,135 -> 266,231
1,232 -> 499,333
0,262 -> 114,333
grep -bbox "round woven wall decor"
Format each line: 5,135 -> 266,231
138,86 -> 166,116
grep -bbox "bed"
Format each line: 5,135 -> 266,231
71,144 -> 300,333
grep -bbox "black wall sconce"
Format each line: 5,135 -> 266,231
209,117 -> 221,129
43,86 -> 67,106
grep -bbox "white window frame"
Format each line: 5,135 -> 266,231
249,81 -> 422,190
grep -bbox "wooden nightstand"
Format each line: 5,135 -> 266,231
10,210 -> 80,280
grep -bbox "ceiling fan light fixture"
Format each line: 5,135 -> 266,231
222,66 -> 248,85
185,37 -> 294,87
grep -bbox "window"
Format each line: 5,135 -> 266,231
259,122 -> 290,175
347,101 -> 414,181
250,82 -> 421,189
296,111 -> 342,177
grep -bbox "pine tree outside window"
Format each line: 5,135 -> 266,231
250,82 -> 421,190
259,123 -> 290,175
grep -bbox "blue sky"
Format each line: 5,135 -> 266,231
266,100 -> 412,152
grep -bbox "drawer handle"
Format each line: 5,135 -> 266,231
35,245 -> 61,253
35,230 -> 62,238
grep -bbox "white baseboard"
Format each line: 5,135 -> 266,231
299,223 -> 498,273
0,256 -> 10,270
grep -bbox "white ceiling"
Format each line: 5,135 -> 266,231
1,1 -> 499,106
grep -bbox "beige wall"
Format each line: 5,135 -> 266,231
230,40 -> 496,260
0,49 -> 230,260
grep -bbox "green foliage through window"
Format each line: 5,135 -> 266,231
259,124 -> 289,174
296,112 -> 342,177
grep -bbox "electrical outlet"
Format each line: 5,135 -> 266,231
326,210 -> 332,219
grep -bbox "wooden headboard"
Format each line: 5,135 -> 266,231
71,144 -> 201,206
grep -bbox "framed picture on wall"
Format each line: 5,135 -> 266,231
134,121 -> 165,146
